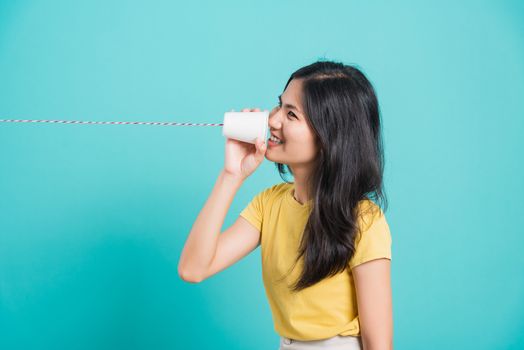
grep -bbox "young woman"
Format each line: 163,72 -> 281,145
178,60 -> 393,350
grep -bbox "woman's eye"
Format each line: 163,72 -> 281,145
276,99 -> 296,119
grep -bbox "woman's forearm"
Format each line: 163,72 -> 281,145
177,169 -> 244,282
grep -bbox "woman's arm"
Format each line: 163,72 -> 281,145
177,170 -> 244,282
178,108 -> 267,283
352,258 -> 393,350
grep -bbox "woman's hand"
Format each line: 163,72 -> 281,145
223,107 -> 267,180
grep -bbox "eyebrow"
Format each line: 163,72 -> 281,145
278,94 -> 302,115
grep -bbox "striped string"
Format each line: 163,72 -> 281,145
0,119 -> 224,127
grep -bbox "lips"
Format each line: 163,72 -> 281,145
269,133 -> 284,142
268,138 -> 283,147
268,135 -> 283,144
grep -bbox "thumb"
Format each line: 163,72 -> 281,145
255,138 -> 266,157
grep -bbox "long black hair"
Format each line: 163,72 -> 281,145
275,60 -> 387,292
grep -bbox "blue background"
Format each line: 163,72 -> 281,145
1,1 -> 523,349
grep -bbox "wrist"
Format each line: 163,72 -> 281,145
220,170 -> 245,186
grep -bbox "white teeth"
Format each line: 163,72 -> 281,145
269,135 -> 283,144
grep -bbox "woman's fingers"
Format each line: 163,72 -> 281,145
255,138 -> 266,157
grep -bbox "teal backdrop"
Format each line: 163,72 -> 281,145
1,1 -> 523,349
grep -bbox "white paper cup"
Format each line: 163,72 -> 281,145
222,111 -> 269,145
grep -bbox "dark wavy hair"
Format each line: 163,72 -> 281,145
274,60 -> 388,292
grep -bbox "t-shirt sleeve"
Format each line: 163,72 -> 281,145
239,188 -> 267,232
348,206 -> 392,270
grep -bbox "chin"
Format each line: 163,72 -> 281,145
266,153 -> 284,164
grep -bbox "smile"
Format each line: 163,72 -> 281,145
269,135 -> 284,144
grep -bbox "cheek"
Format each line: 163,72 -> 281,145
286,127 -> 317,152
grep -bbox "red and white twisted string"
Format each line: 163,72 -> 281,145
0,119 -> 224,127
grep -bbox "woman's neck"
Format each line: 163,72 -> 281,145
290,165 -> 313,204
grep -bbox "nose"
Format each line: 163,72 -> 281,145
268,106 -> 283,130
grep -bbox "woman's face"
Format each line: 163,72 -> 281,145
265,78 -> 319,168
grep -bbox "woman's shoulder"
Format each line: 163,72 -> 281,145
254,182 -> 291,203
355,198 -> 387,231
259,182 -> 292,196
356,198 -> 381,212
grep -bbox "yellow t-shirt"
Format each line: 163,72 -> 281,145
239,182 -> 392,341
